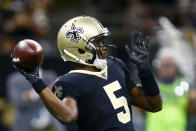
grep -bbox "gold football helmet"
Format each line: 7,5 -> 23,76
57,16 -> 110,69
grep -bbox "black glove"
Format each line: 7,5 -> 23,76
125,31 -> 150,71
12,57 -> 46,94
13,63 -> 40,84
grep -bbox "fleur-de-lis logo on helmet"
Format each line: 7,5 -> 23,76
66,24 -> 84,43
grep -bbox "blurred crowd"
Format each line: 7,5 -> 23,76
0,0 -> 196,131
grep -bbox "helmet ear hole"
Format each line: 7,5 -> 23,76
78,48 -> 85,54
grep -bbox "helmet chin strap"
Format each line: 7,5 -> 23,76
63,49 -> 106,69
63,49 -> 86,64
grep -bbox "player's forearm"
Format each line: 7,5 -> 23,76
39,88 -> 78,123
138,68 -> 162,112
131,86 -> 162,112
145,94 -> 162,112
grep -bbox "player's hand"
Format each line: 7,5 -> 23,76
12,62 -> 40,84
125,31 -> 150,70
11,54 -> 46,94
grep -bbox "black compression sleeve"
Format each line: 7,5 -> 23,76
31,79 -> 47,94
138,68 -> 160,97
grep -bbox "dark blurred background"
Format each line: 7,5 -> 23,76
0,0 -> 196,131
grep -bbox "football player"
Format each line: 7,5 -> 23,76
12,16 -> 162,131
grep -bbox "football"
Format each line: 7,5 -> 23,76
12,39 -> 44,71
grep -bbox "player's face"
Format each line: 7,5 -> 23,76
93,38 -> 107,59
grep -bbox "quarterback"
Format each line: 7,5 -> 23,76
13,16 -> 162,131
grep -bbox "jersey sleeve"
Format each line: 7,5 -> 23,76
114,58 -> 137,91
52,78 -> 80,102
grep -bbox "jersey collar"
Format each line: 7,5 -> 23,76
68,66 -> 108,80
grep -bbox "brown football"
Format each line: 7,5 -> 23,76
12,39 -> 44,71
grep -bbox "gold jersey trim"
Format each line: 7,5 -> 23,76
68,66 -> 108,80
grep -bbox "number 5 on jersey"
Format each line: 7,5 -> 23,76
103,81 -> 131,124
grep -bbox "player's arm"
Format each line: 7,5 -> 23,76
12,65 -> 78,124
125,31 -> 162,112
130,79 -> 162,112
40,88 -> 78,123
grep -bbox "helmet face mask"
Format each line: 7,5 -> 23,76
57,16 -> 110,69
91,38 -> 107,59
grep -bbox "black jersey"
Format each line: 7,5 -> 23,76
52,58 -> 136,131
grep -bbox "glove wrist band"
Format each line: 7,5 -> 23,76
31,79 -> 47,94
